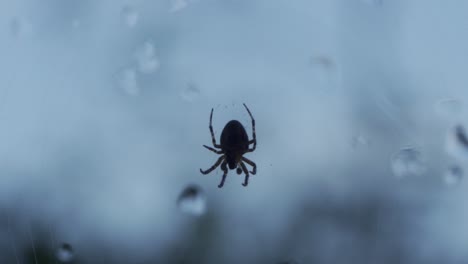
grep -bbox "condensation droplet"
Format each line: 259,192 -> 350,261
71,19 -> 81,29
309,55 -> 336,71
435,98 -> 462,119
391,147 -> 426,179
121,5 -> 139,28
178,185 -> 206,216
351,134 -> 370,149
308,54 -> 341,94
445,125 -> 468,161
116,68 -> 140,96
169,0 -> 196,12
135,41 -> 160,74
10,17 -> 32,38
56,243 -> 74,263
443,165 -> 463,186
180,83 -> 200,102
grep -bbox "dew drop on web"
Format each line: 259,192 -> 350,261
391,147 -> 426,179
180,83 -> 201,102
443,165 -> 463,187
56,243 -> 74,263
170,0 -> 191,12
445,125 -> 468,161
351,134 -> 370,149
177,184 -> 207,216
435,98 -> 462,119
9,17 -> 32,38
134,41 -> 160,74
121,5 -> 139,28
115,68 -> 140,96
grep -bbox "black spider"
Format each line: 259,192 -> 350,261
200,103 -> 257,188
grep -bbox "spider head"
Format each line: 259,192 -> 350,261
236,167 -> 242,175
226,154 -> 241,171
228,159 -> 236,170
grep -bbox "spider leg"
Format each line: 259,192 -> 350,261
240,161 -> 250,187
203,145 -> 224,154
208,108 -> 222,148
242,157 -> 256,175
243,103 -> 256,152
200,155 -> 224,175
218,161 -> 228,188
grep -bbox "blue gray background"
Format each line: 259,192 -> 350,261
0,0 -> 468,263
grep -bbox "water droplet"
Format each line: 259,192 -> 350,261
391,147 -> 426,179
309,55 -> 336,71
135,41 -> 160,74
177,185 -> 206,216
56,243 -> 74,263
121,5 -> 139,28
10,17 -> 32,38
116,68 -> 140,96
446,125 -> 468,161
71,19 -> 81,29
180,83 -> 200,102
435,98 -> 463,119
443,165 -> 463,186
170,0 -> 195,12
308,54 -> 341,94
351,134 -> 370,149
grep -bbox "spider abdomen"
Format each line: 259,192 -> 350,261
220,120 -> 249,151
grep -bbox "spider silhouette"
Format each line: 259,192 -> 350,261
200,103 -> 257,188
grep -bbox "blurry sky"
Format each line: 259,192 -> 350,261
1,0 -> 468,263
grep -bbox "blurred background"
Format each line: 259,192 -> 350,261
0,0 -> 468,263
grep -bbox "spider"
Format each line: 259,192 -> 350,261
200,103 -> 257,188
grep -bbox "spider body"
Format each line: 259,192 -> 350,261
200,104 -> 257,188
221,120 -> 249,170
